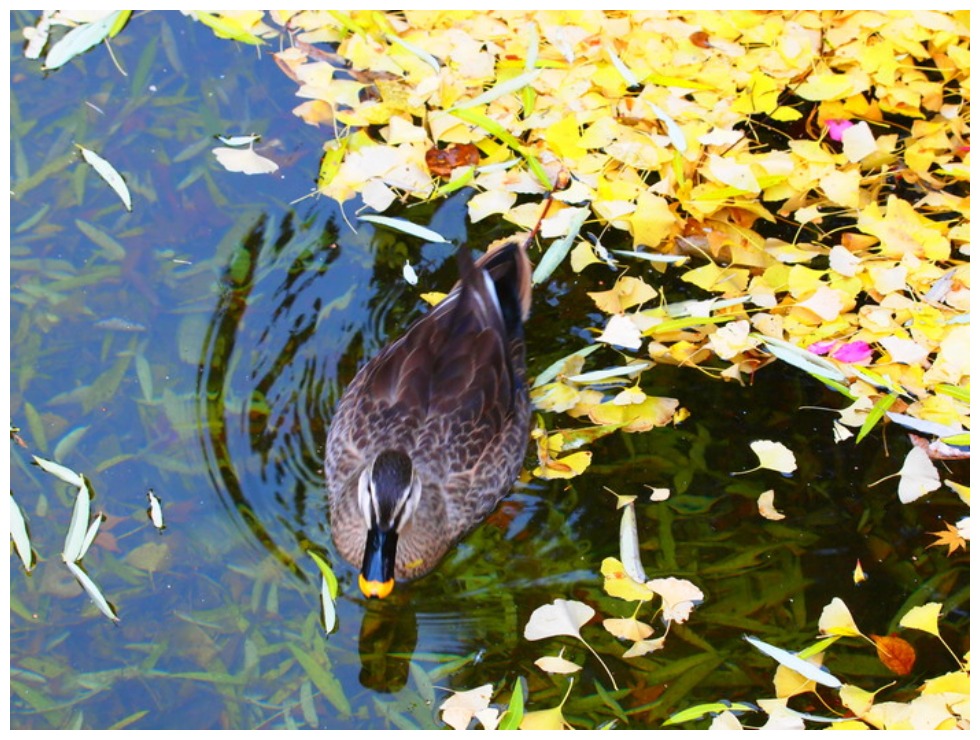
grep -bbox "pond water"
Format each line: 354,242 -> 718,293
8,11 -> 968,730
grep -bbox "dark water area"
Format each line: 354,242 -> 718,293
8,11 -> 968,730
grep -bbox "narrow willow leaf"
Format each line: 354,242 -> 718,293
604,43 -> 640,88
300,680 -> 319,727
358,214 -> 448,243
135,352 -> 154,402
75,219 -> 127,260
309,551 -> 339,633
52,426 -> 89,462
77,146 -> 132,211
664,702 -> 757,726
450,108 -> 551,189
146,489 -> 165,530
449,69 -> 541,112
32,455 -> 85,488
10,494 -> 35,572
743,635 -> 842,688
386,33 -> 440,73
650,102 -> 688,153
216,134 -> 259,146
941,432 -> 969,447
611,249 -> 689,264
44,12 -> 124,70
402,261 -> 419,285
619,501 -> 647,583
431,165 -> 475,197
192,11 -> 266,45
532,344 -> 601,388
566,360 -> 652,384
935,383 -> 969,403
532,208 -> 590,284
855,392 -> 898,443
885,412 -> 961,439
754,334 -> 846,382
78,512 -> 105,560
66,561 -> 120,622
63,483 -> 92,563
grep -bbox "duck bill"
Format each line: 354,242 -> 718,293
359,525 -> 397,599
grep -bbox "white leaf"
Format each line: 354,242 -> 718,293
43,12 -> 123,70
65,560 -> 120,622
32,455 -> 85,488
358,214 -> 448,243
565,360 -> 652,384
757,489 -> 786,521
649,102 -> 688,154
744,635 -> 842,688
321,575 -> 337,633
212,146 -> 279,175
10,494 -> 35,572
63,483 -> 92,563
534,652 -> 582,674
449,69 -> 540,111
604,43 -> 639,88
596,314 -> 642,350
611,249 -> 689,264
78,146 -> 132,211
532,208 -> 590,284
755,334 -> 846,382
885,412 -> 961,438
749,439 -> 797,474
619,502 -> 646,583
217,134 -> 260,146
524,599 -> 594,641
402,261 -> 419,285
78,512 -> 104,560
439,684 -> 494,730
146,489 -> 165,530
897,446 -> 941,504
646,577 -> 704,623
386,33 -> 440,73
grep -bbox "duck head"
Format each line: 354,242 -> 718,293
356,449 -> 422,598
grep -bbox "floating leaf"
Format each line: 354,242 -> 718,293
744,635 -> 842,688
872,635 -> 916,675
358,214 -> 448,243
899,602 -> 942,637
524,598 -> 594,642
146,489 -> 165,531
665,702 -> 757,726
32,455 -> 85,488
618,500 -> 646,582
78,511 -> 104,560
896,446 -> 941,504
745,440 -> 797,475
755,334 -> 846,382
497,675 -> 526,730
534,650 -> 582,675
601,557 -> 653,602
77,146 -> 132,211
10,493 -> 35,572
44,12 -> 125,70
402,260 -> 419,285
439,684 -> 494,731
520,679 -> 574,730
603,617 -> 653,642
818,597 -> 865,638
449,69 -> 540,111
65,560 -> 119,622
646,577 -> 704,623
757,489 -> 785,520
309,550 -> 340,633
532,207 -> 591,284
212,146 -> 279,175
62,482 -> 92,563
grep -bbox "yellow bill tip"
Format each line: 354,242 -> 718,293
359,573 -> 395,599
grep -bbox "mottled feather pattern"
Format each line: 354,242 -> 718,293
325,237 -> 531,581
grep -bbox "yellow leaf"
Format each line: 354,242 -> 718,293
603,617 -> 654,642
588,396 -> 678,433
818,597 -> 865,638
569,240 -> 602,272
629,191 -> 675,248
601,557 -> 653,602
520,706 -> 568,731
588,276 -> 657,313
774,654 -> 824,698
857,195 -> 951,261
534,650 -> 582,675
899,602 -> 942,637
419,291 -> 447,306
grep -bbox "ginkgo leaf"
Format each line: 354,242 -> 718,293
524,599 -> 594,642
601,557 -> 653,602
774,653 -> 826,698
519,679 -> 574,730
899,602 -> 942,637
743,635 -> 842,688
439,684 -> 494,730
622,636 -> 666,658
896,446 -> 941,503
818,597 -> 865,638
534,649 -> 582,675
646,577 -> 704,623
603,617 -> 654,642
212,146 -> 279,175
738,440 -> 797,475
757,489 -> 785,520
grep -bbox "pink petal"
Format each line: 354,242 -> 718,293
832,341 -> 872,363
808,340 -> 835,356
825,119 -> 855,142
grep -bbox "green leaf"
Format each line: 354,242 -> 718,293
193,12 -> 266,45
497,676 -> 525,730
287,644 -> 352,715
450,108 -> 551,189
856,392 -> 898,443
532,207 -> 590,284
664,701 -> 756,726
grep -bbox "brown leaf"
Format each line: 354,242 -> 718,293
425,143 -> 480,177
872,634 -> 916,676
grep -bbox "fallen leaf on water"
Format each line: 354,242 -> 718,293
646,577 -> 704,623
899,602 -> 942,637
212,145 -> 279,175
439,684 -> 494,731
872,634 -> 916,676
757,489 -> 785,520
520,678 -> 574,730
603,617 -> 654,642
927,521 -> 967,556
818,597 -> 866,638
534,648 -> 582,675
601,557 -> 653,602
896,445 -> 941,503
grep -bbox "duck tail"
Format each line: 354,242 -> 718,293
472,235 -> 532,338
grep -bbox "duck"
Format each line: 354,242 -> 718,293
325,235 -> 532,598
